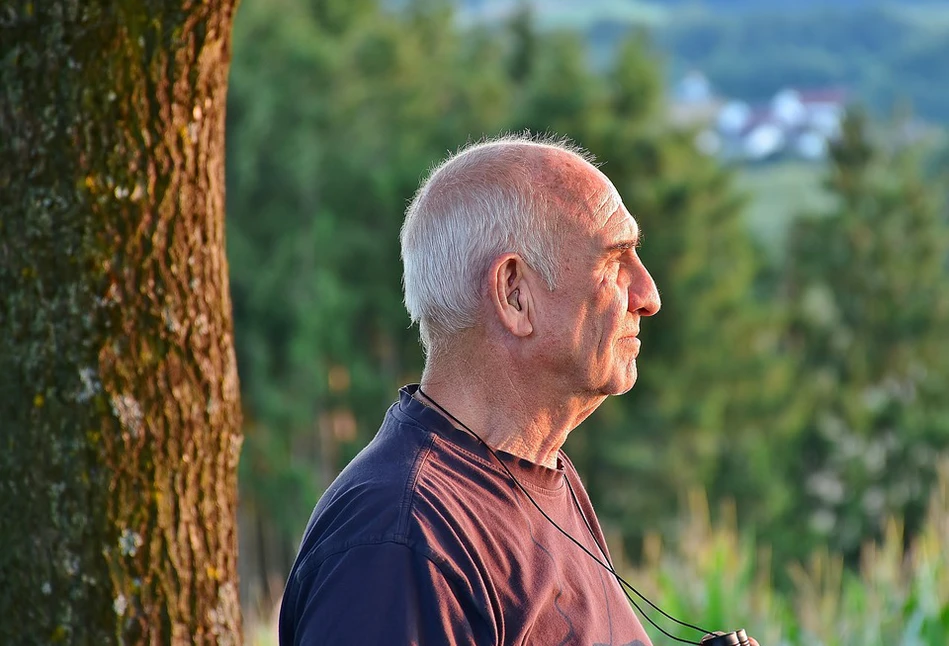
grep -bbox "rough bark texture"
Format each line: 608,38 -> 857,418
0,1 -> 243,643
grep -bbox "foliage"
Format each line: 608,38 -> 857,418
627,462 -> 949,646
228,0 -> 800,568
782,110 -> 949,561
465,2 -> 949,123
226,0 -> 949,608
246,463 -> 949,645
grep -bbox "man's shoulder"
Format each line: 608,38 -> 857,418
291,404 -> 509,579
299,407 -> 434,547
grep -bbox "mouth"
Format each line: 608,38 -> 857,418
619,335 -> 641,356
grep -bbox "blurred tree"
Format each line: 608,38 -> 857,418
228,1 -> 820,594
225,0 -> 514,597
510,29 -> 603,137
0,1 -> 243,643
783,110 -> 949,560
562,35 -> 801,564
506,0 -> 538,84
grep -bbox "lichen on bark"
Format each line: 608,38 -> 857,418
0,1 -> 244,643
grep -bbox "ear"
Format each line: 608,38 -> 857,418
490,253 -> 534,337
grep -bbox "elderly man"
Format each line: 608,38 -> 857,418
279,136 -> 756,645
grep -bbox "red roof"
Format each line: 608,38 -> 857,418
794,88 -> 848,105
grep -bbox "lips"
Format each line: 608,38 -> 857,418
620,335 -> 641,356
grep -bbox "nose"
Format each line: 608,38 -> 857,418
630,261 -> 660,317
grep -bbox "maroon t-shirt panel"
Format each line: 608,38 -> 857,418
280,385 -> 653,646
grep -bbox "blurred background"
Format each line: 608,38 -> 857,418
225,0 -> 949,642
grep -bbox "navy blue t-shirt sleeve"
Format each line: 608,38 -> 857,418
281,541 -> 491,645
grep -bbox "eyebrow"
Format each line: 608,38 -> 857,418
605,232 -> 643,254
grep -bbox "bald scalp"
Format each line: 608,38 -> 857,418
400,134 -> 616,355
430,138 -> 611,224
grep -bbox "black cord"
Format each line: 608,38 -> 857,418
563,476 -> 710,637
416,387 -> 710,645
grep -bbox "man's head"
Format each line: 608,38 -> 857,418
401,134 -> 660,396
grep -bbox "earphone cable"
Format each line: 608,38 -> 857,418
416,388 -> 710,645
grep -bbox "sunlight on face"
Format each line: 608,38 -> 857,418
539,165 -> 661,397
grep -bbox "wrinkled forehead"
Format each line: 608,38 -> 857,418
584,173 -> 622,228
542,151 -> 620,230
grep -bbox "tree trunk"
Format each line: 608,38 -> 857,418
0,1 -> 243,643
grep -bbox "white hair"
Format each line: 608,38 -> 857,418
400,134 -> 599,355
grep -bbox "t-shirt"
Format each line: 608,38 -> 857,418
278,385 -> 653,646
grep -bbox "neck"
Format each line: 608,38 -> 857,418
418,342 -> 604,469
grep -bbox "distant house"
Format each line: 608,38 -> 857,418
674,70 -> 714,104
774,88 -> 847,151
737,109 -> 788,161
668,74 -> 849,163
716,88 -> 848,162
667,71 -> 723,129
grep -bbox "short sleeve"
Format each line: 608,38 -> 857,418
280,541 -> 492,645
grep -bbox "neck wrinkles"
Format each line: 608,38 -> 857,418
416,364 -> 601,469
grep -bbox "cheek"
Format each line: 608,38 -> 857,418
594,278 -> 627,323
587,286 -> 625,352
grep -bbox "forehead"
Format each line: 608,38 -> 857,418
567,163 -> 639,242
599,202 -> 639,243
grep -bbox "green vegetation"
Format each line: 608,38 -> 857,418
458,0 -> 669,30
736,162 -> 831,256
465,1 -> 949,123
661,5 -> 949,123
247,463 -> 949,644
524,0 -> 668,31
783,110 -> 949,562
627,462 -> 949,645
226,0 -> 949,635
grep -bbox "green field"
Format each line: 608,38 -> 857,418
529,0 -> 669,30
735,162 -> 833,257
459,0 -> 670,30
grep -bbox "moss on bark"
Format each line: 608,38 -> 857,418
0,1 -> 243,643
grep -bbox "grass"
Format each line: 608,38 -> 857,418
529,0 -> 670,31
735,161 -> 833,258
247,462 -> 949,644
628,461 -> 949,645
457,0 -> 670,30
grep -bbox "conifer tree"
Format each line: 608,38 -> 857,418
564,36 -> 798,560
226,0 -> 513,587
784,110 -> 949,558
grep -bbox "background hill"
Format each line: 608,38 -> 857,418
458,0 -> 949,122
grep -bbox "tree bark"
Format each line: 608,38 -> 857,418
0,1 -> 243,643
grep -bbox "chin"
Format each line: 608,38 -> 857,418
598,365 -> 638,396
